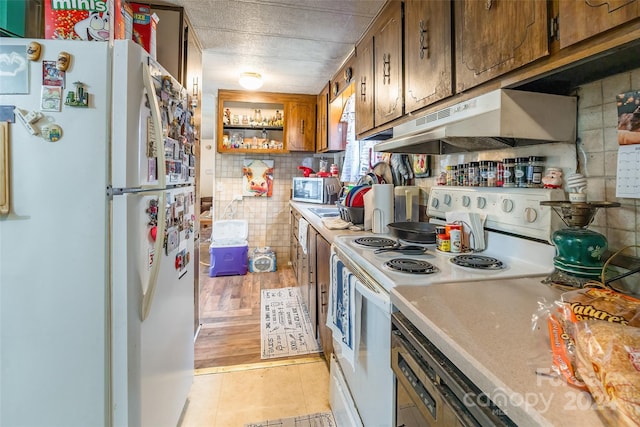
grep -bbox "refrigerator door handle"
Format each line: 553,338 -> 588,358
142,61 -> 166,190
141,190 -> 166,320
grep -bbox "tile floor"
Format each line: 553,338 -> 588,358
179,356 -> 331,426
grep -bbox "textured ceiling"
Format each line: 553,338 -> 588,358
155,0 -> 385,95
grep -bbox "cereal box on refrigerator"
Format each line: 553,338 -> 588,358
45,0 -> 110,40
44,0 -> 133,41
130,2 -> 159,58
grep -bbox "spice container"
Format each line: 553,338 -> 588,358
502,158 -> 515,187
486,161 -> 497,187
479,161 -> 489,187
446,165 -> 454,186
527,156 -> 545,188
468,161 -> 480,186
496,161 -> 504,187
436,226 -> 450,252
450,228 -> 462,253
515,157 -> 528,187
459,163 -> 467,186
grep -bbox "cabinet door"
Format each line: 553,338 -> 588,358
374,0 -> 404,126
316,234 -> 333,364
290,210 -> 299,274
316,83 -> 329,153
404,0 -> 453,114
454,0 -> 549,92
355,36 -> 375,135
559,0 -> 640,49
287,100 -> 316,151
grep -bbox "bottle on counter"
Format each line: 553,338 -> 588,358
437,232 -> 450,252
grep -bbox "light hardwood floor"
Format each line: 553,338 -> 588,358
195,264 -> 307,369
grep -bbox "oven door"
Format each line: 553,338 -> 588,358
329,248 -> 395,427
392,330 -> 470,427
391,312 -> 517,427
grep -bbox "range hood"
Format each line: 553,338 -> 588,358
374,89 -> 577,154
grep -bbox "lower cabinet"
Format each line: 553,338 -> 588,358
289,209 -> 333,365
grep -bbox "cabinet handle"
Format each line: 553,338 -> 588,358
485,0 -> 493,10
360,76 -> 367,101
419,20 -> 429,60
383,53 -> 390,84
301,119 -> 305,135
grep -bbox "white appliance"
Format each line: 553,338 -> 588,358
0,39 -> 196,427
328,187 -> 565,427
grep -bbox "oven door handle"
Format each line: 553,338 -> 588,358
354,279 -> 390,312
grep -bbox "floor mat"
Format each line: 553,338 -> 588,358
261,287 -> 321,359
245,412 -> 336,427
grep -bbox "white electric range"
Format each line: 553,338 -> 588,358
328,186 -> 566,427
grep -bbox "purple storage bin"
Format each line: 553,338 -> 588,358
209,245 -> 248,277
208,219 -> 249,277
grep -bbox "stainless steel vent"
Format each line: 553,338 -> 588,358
374,89 -> 577,154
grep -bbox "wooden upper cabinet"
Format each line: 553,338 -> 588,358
286,96 -> 316,152
404,0 -> 453,114
316,83 -> 330,152
374,0 -> 404,126
558,0 -> 640,49
454,0 -> 549,92
355,35 -> 375,135
330,53 -> 356,103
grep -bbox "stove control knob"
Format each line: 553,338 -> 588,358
444,194 -> 452,206
462,195 -> 471,207
524,207 -> 538,223
502,198 -> 514,212
431,197 -> 439,209
476,196 -> 486,209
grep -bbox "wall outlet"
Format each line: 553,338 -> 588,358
233,194 -> 243,201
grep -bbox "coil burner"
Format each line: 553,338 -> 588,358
354,237 -> 397,248
384,258 -> 438,274
451,254 -> 504,270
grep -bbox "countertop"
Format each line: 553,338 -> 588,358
289,200 -> 363,244
391,278 -> 606,427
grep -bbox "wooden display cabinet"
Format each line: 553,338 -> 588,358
217,90 -> 316,153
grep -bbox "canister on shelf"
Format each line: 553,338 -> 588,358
479,161 -> 489,187
486,161 -> 497,187
527,156 -> 545,188
468,161 -> 480,186
503,158 -> 515,187
515,157 -> 528,187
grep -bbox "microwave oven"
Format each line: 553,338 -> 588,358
291,177 -> 341,204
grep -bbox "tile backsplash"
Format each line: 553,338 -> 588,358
418,66 -> 640,257
212,152 -> 311,267
208,67 -> 640,269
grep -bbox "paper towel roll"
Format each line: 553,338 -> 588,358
372,184 -> 394,234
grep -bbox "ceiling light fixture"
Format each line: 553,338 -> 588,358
239,72 -> 263,90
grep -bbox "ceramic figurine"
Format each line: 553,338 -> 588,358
542,168 -> 563,189
26,42 -> 41,61
56,51 -> 71,71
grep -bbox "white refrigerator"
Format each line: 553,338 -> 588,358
0,39 -> 196,427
